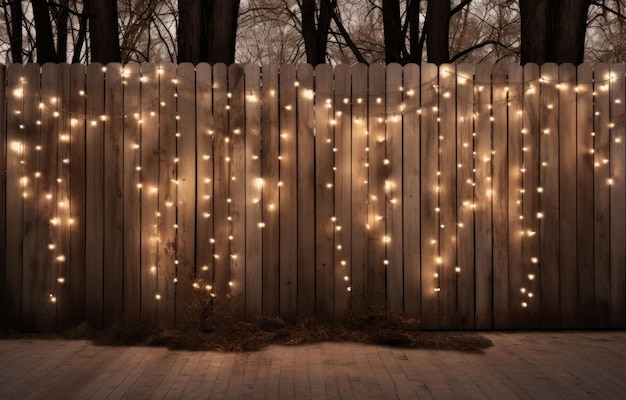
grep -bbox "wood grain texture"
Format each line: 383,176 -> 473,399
296,64 -> 316,316
539,64 -> 560,329
456,64 -> 475,329
558,64 -> 578,328
314,64 -> 335,316
402,64 -> 421,317
420,63 -> 440,329
474,64 -> 493,329
576,64 -> 595,328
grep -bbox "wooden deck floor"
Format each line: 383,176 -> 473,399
1,332 -> 625,399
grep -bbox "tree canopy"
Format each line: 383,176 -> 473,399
0,0 -> 625,65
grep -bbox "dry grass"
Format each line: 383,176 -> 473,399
1,306 -> 492,354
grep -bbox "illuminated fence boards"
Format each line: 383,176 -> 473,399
0,62 -> 625,331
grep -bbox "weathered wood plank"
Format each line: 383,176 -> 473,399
69,64 -> 87,328
609,63 -> 625,328
420,63 -> 440,329
5,64 -> 24,329
0,64 -> 6,329
279,64 -> 298,318
122,63 -> 141,326
456,64 -> 475,329
350,64 -> 368,313
439,64 -> 458,328
577,63 -> 595,328
367,64 -> 386,310
212,64 -> 230,300
103,63 -> 124,327
55,63 -> 72,330
244,64 -> 262,318
402,64 -> 421,317
474,64 -> 493,329
492,64 -> 509,329
593,63 -> 611,327
333,64 -> 352,315
296,64 -> 316,316
228,64 -> 246,318
157,63 -> 177,328
558,64 -> 578,328
139,63 -> 159,324
195,64 -> 213,288
539,64 -> 560,328
386,63 -> 404,313
24,63 -> 47,330
507,65 -> 526,329
522,63 -> 541,327
314,64 -> 335,316
85,63 -> 105,328
261,64 -> 280,316
175,63 -> 197,327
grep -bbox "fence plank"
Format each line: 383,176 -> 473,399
314,64 -> 335,316
402,64 -> 421,317
56,63 -> 72,330
539,64 -> 560,328
577,63 -> 595,328
69,64 -> 87,328
85,63 -> 105,328
24,63 -> 47,330
492,63 -> 509,329
456,64 -> 475,329
474,64 -> 493,329
5,64 -> 24,329
195,64 -> 213,288
139,63 -> 159,324
386,63 -> 404,312
261,64 -> 280,316
351,64 -> 368,313
157,63 -> 177,328
212,64 -> 230,300
558,64 -> 578,328
420,63 -> 440,329
296,64 -> 316,315
367,64 -> 386,310
229,64 -> 246,317
176,63 -> 197,327
122,63 -> 141,326
0,64 -> 6,329
279,64 -> 298,317
103,63 -> 124,327
439,64 -> 458,328
507,65 -> 526,329
334,64 -> 352,315
522,63 -> 541,327
245,64 -> 262,318
593,63 -> 611,328
609,64 -> 625,328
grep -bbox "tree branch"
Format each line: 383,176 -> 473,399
450,0 -> 472,17
331,5 -> 368,64
449,39 -> 504,62
590,1 -> 626,19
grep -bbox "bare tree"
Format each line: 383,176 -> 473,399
31,0 -> 58,63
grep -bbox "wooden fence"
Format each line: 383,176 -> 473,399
0,63 -> 624,331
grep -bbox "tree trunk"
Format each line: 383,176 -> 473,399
382,0 -> 403,63
551,0 -> 589,64
407,0 -> 422,64
87,0 -> 121,63
31,0 -> 58,64
54,0 -> 71,63
301,0 -> 333,65
425,0 -> 450,65
206,0 -> 240,64
521,0 -> 589,65
8,1 -> 23,63
178,0 -> 204,63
